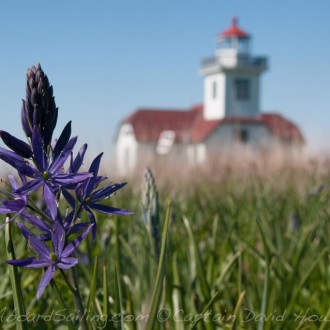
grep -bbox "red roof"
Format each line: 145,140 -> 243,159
261,113 -> 304,142
122,105 -> 304,144
219,17 -> 250,39
122,108 -> 198,143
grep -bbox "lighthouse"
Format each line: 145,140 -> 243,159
200,18 -> 268,120
115,18 -> 304,175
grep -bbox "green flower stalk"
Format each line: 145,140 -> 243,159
142,167 -> 160,258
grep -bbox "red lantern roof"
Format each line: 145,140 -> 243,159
219,17 -> 250,39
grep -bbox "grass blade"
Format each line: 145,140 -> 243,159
5,220 -> 28,330
102,262 -> 108,316
230,291 -> 246,330
146,201 -> 171,330
172,253 -> 184,330
190,291 -> 220,329
87,256 -> 98,325
183,216 -> 211,302
114,261 -> 124,329
256,216 -> 270,330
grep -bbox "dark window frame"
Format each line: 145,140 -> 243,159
234,79 -> 250,100
235,128 -> 249,143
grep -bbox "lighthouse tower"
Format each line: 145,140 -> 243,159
200,18 -> 268,120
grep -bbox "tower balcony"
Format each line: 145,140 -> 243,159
200,54 -> 268,74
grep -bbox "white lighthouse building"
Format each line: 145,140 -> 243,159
202,17 -> 267,120
115,18 -> 304,175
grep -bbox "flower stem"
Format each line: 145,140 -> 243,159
5,219 -> 28,330
69,267 -> 88,330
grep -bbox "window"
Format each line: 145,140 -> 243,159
237,39 -> 249,53
235,128 -> 249,143
220,38 -> 234,49
234,79 -> 250,100
212,81 -> 217,99
156,130 -> 175,155
121,124 -> 132,136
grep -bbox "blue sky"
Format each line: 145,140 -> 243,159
0,1 -> 329,165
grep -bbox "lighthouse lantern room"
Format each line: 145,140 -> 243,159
200,18 -> 268,120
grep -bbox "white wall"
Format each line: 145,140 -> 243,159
116,123 -> 138,176
206,123 -> 273,152
203,74 -> 226,120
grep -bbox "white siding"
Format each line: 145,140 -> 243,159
203,74 -> 226,120
205,123 -> 273,153
116,124 -> 138,176
196,144 -> 207,164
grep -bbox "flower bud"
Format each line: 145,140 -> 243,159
22,64 -> 58,148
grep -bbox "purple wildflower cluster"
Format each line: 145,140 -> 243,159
0,64 -> 131,299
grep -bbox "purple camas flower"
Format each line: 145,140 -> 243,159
0,126 -> 92,219
6,221 -> 93,299
0,64 -> 131,300
63,152 -> 132,240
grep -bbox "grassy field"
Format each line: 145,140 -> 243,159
0,159 -> 329,330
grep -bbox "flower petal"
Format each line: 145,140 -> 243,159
0,147 -> 37,177
16,222 -> 32,240
53,121 -> 71,158
91,183 -> 127,203
44,111 -> 55,148
83,178 -> 96,200
62,211 -> 74,231
43,184 -> 57,220
16,179 -> 43,195
18,173 -> 27,186
32,125 -> 46,172
62,224 -> 94,257
0,206 -> 12,214
53,172 -> 92,185
49,137 -> 77,174
51,220 -> 65,257
8,175 -> 19,191
90,203 -> 133,216
5,257 -> 50,268
62,189 -> 75,209
16,222 -> 50,258
0,130 -> 32,158
21,100 -> 32,137
70,222 -> 90,234
89,152 -> 103,177
3,198 -> 26,212
70,144 -> 87,173
58,257 -> 78,269
21,212 -> 51,232
37,265 -> 56,300
24,259 -> 51,268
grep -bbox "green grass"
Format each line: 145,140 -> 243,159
0,164 -> 329,329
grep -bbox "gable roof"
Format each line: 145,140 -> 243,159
121,105 -> 304,144
122,108 -> 199,143
261,113 -> 304,142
